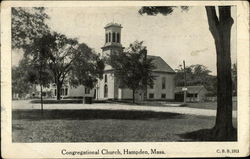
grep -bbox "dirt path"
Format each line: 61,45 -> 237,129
12,100 -> 237,118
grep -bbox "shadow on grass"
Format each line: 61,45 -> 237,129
30,99 -> 109,104
12,109 -> 185,121
12,125 -> 25,131
178,128 -> 237,141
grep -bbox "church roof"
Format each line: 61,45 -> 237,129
148,55 -> 175,73
104,55 -> 175,73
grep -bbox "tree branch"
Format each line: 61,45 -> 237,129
218,6 -> 234,26
205,6 -> 220,38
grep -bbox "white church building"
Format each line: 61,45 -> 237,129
93,22 -> 175,101
41,22 -> 176,101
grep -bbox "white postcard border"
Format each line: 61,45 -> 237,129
1,1 -> 249,158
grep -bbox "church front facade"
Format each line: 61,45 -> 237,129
94,22 -> 176,101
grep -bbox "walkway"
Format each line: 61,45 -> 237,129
12,100 -> 237,118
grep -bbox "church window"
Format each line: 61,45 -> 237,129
149,93 -> 154,99
117,33 -> 120,43
61,88 -> 64,96
65,88 -> 68,96
104,84 -> 108,98
54,89 -> 57,96
108,32 -> 111,42
112,32 -> 116,42
94,89 -> 96,99
161,93 -> 166,99
105,33 -> 108,43
150,83 -> 154,89
162,77 -> 166,89
104,74 -> 107,83
42,92 -> 46,96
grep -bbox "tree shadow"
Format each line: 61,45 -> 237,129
178,128 -> 237,141
12,109 -> 185,121
12,124 -> 25,131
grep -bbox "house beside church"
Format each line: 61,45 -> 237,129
174,85 -> 208,102
34,22 -> 176,101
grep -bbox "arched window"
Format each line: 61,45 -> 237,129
112,32 -> 116,42
104,74 -> 107,83
117,33 -> 120,43
108,32 -> 111,42
65,88 -> 68,96
105,33 -> 108,43
162,77 -> 166,89
104,84 -> 108,98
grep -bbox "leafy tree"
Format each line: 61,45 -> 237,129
21,30 -> 104,100
24,33 -> 56,85
43,32 -> 104,100
108,41 -> 155,103
12,48 -> 53,100
12,59 -> 34,99
67,43 -> 105,95
22,31 -> 78,100
175,64 -> 217,95
139,6 -> 235,140
44,32 -> 79,100
11,7 -> 104,101
22,33 -> 55,112
11,7 -> 52,88
12,7 -> 49,49
12,7 -> 50,113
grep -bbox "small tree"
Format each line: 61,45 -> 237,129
24,34 -> 55,112
175,64 -> 217,94
109,41 -> 155,103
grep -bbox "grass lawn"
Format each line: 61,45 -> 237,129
186,101 -> 237,110
12,109 -> 237,142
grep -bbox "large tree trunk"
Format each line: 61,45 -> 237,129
56,81 -> 62,100
206,6 -> 234,140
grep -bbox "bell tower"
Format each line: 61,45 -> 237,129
101,22 -> 123,57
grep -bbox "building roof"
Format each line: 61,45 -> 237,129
148,55 -> 175,73
104,55 -> 175,73
104,64 -> 113,71
175,85 -> 207,94
104,22 -> 122,29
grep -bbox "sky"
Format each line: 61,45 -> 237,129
12,6 -> 236,75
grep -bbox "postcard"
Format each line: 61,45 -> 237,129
1,0 -> 249,158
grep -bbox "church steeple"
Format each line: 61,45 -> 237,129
101,22 -> 123,57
